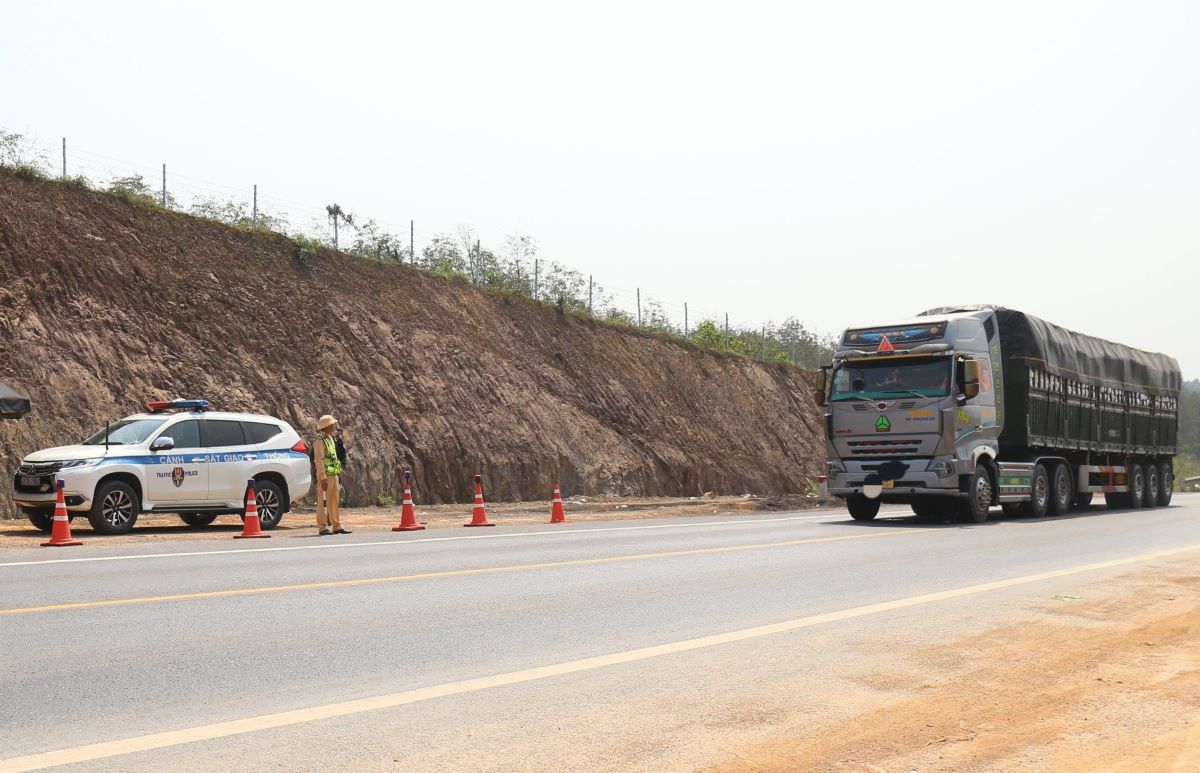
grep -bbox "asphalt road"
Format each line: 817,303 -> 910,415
2,495 -> 1198,771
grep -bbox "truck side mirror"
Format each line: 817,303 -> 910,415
812,367 -> 828,407
962,361 -> 981,399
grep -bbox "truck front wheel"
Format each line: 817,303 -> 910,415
959,467 -> 992,523
846,496 -> 881,522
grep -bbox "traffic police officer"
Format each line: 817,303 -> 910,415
315,414 -> 350,535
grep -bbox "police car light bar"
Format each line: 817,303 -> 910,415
146,399 -> 211,413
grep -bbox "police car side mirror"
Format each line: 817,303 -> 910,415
151,437 -> 175,452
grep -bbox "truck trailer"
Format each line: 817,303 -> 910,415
815,305 -> 1180,522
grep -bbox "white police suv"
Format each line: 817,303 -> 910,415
13,400 -> 312,535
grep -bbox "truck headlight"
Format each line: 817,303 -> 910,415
928,460 -> 954,478
828,461 -> 845,475
59,459 -> 101,470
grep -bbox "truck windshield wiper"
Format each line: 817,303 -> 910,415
830,395 -> 871,402
879,390 -> 934,399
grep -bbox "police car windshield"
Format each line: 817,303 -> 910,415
83,419 -> 166,446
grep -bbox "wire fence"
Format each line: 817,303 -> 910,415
1,129 -> 835,367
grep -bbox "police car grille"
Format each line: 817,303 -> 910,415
18,461 -> 63,475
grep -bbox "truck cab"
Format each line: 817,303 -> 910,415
818,309 -> 1000,522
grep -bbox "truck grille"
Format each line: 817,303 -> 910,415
847,439 -> 922,456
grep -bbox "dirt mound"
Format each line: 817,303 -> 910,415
0,172 -> 825,516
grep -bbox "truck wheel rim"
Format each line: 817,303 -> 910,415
976,475 -> 992,512
102,491 -> 133,527
1163,470 -> 1172,493
256,488 -> 280,524
1034,475 -> 1047,508
1056,473 -> 1069,507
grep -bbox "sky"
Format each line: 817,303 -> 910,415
2,1 -> 1198,377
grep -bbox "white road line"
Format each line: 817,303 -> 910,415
3,542 -> 1196,772
0,512 -> 847,569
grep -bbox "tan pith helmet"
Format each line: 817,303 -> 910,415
317,415 -> 338,430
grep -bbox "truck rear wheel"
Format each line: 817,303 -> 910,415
959,467 -> 992,523
1049,464 -> 1072,516
1029,464 -> 1051,518
1143,464 -> 1160,508
1159,463 -> 1173,506
1126,464 -> 1145,509
846,495 -> 881,522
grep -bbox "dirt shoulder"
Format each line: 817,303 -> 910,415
709,566 -> 1200,772
0,493 -> 827,548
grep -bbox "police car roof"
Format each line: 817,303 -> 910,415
125,410 -> 285,424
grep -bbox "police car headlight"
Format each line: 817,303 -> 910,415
59,459 -> 101,470
928,460 -> 954,478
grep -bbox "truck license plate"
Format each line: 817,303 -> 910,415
20,475 -> 39,487
882,480 -> 894,489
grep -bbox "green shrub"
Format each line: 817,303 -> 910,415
376,492 -> 396,508
292,234 -> 320,267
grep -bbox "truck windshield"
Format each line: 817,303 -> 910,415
831,359 -> 951,401
82,419 -> 166,446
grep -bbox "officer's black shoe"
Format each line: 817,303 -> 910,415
334,528 -> 352,534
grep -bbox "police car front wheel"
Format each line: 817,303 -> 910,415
23,507 -> 75,534
87,481 -> 140,535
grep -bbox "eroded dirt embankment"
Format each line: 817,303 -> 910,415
0,172 -> 825,516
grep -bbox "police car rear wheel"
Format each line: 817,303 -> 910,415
179,513 -> 217,528
87,481 -> 140,535
245,479 -> 284,529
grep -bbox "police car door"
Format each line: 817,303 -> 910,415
201,419 -> 253,507
146,419 -> 210,505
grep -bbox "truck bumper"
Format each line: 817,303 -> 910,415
828,459 -> 965,501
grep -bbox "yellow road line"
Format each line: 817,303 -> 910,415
0,529 -> 924,617
3,542 -> 1197,772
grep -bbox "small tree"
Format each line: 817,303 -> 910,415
325,203 -> 354,250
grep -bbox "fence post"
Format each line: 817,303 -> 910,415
410,220 -> 415,265
760,324 -> 766,359
534,258 -> 539,300
161,163 -> 166,207
61,138 -> 66,179
637,288 -> 641,326
791,337 -> 796,364
588,276 -> 593,315
252,185 -> 257,224
724,314 -> 729,350
684,303 -> 688,337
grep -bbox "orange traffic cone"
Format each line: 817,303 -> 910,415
41,480 -> 82,547
392,471 -> 425,532
549,484 -> 568,524
235,479 -> 270,539
464,475 -> 495,527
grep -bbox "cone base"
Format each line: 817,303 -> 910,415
392,524 -> 426,531
234,533 -> 271,539
548,519 -> 570,524
41,539 -> 83,547
463,522 -> 495,527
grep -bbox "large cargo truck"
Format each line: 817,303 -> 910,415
815,305 -> 1180,522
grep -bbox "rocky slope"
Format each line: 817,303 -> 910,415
0,172 -> 825,516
